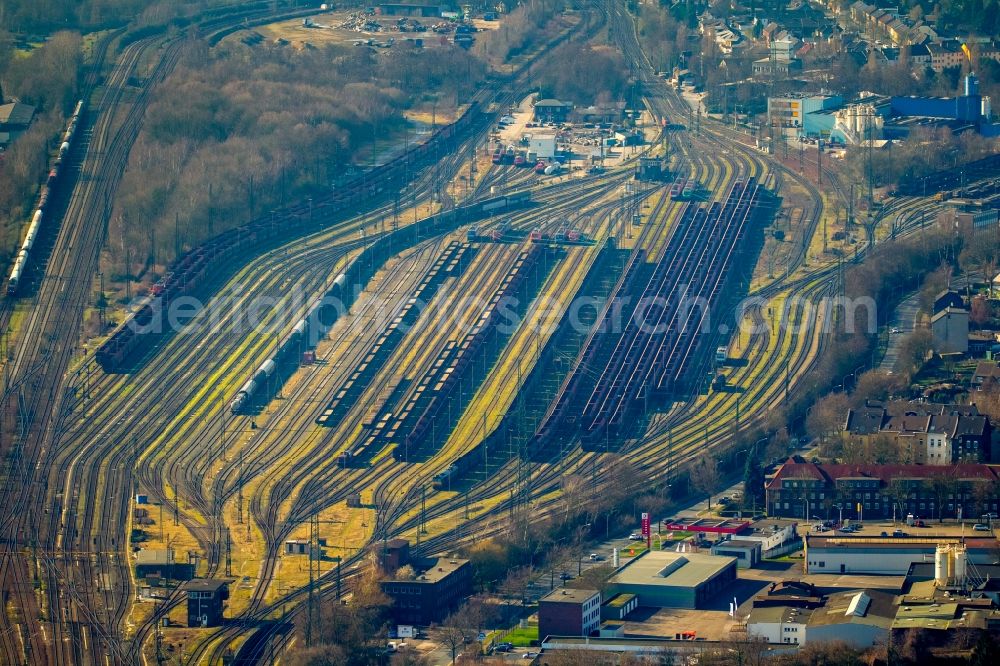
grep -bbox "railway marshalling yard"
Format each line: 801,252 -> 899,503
0,3 -> 958,665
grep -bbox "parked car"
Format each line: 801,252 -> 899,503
559,572 -> 573,581
589,553 -> 602,561
628,533 -> 643,540
974,523 -> 991,532
893,529 -> 907,537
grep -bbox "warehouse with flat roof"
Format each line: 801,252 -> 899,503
604,550 -> 737,609
804,535 -> 999,575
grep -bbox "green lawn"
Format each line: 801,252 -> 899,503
504,625 -> 539,647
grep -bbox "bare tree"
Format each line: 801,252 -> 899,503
459,594 -> 499,644
690,457 -> 722,509
806,393 -> 851,444
436,613 -> 473,666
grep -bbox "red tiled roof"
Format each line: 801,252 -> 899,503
766,461 -> 1000,489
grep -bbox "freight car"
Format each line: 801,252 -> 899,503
896,153 -> 1000,197
431,439 -> 489,490
229,263 -> 352,413
7,100 -> 84,296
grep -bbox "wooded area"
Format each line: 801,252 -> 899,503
536,41 -> 628,105
106,39 -> 486,288
0,0 -> 265,34
472,0 -> 565,65
844,125 -> 1000,190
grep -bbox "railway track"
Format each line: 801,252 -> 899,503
0,5 -> 349,664
23,9 -> 604,652
0,0 -> 960,662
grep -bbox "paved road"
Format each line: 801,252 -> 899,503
880,290 -> 920,372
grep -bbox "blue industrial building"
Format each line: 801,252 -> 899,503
781,74 -> 999,143
889,95 -> 982,122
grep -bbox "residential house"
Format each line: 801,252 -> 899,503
843,401 -> 991,464
931,306 -> 969,354
0,101 -> 35,146
928,41 -> 969,71
972,360 -> 1000,391
533,99 -> 572,123
932,289 -> 964,314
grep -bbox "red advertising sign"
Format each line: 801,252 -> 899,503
641,513 -> 651,537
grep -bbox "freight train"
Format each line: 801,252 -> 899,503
229,266 -> 351,414
432,443 -> 487,490
96,102 -> 495,372
896,153 -> 1000,197
6,100 -> 84,296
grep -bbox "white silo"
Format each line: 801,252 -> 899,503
935,544 -> 950,586
954,545 -> 968,587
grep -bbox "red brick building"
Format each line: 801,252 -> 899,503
766,457 -> 1000,522
538,588 -> 601,639
380,557 -> 472,625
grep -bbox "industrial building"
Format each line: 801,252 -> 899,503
134,548 -> 195,582
769,75 -> 1000,143
767,94 -> 843,132
538,587 -> 602,639
888,555 -> 1000,654
906,560 -> 1000,605
737,522 -> 800,558
747,589 -> 896,647
600,593 -> 638,621
0,100 -> 35,147
804,536 -> 999,576
710,539 -> 761,568
527,134 -> 557,159
380,556 -> 472,624
378,538 -> 411,572
604,550 -> 737,609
